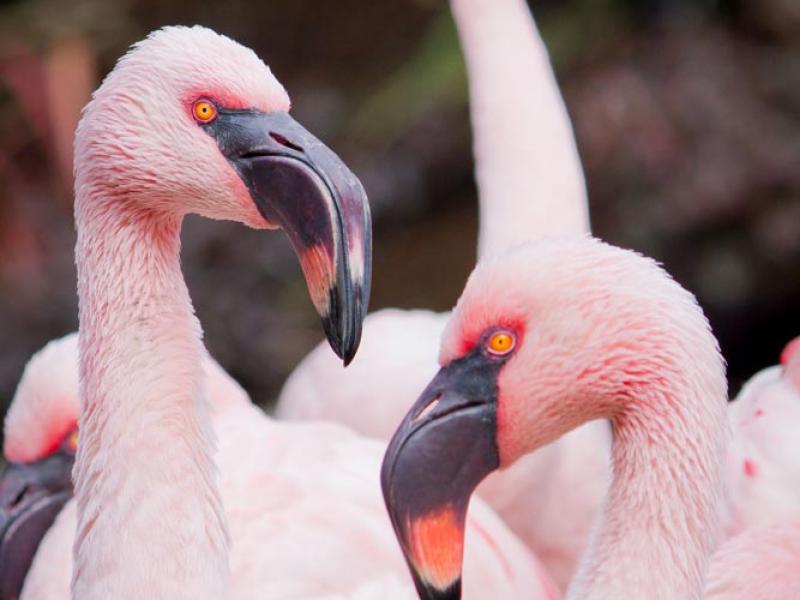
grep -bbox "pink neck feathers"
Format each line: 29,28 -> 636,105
569,356 -> 728,599
451,0 -> 590,260
72,186 -> 229,599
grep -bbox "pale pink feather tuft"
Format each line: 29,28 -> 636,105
3,334 -> 79,463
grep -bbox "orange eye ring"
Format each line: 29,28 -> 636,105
192,99 -> 217,123
486,330 -> 515,356
67,430 -> 79,451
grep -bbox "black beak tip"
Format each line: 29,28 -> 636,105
320,279 -> 367,367
320,310 -> 360,367
414,576 -> 462,600
342,345 -> 357,367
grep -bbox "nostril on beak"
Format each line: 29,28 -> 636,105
269,132 -> 304,152
9,484 -> 30,510
412,392 -> 442,425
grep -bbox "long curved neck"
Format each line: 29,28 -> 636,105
73,189 -> 229,599
451,0 -> 590,259
568,383 -> 728,600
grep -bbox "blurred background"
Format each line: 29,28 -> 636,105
0,0 -> 798,434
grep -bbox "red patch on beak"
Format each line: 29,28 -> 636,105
298,243 -> 333,314
405,505 -> 464,591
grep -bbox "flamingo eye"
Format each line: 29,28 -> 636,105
486,330 -> 515,356
192,99 -> 217,123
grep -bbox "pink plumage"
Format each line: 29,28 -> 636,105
4,334 -> 80,464
723,336 -> 800,537
705,520 -> 800,600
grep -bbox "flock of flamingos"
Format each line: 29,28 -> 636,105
0,0 -> 798,598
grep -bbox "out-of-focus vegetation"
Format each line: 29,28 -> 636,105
0,0 -> 798,431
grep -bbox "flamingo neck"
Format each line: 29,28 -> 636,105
73,190 -> 229,600
568,383 -> 727,600
450,0 -> 590,260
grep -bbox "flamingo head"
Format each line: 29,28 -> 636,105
0,335 -> 79,600
75,26 -> 371,363
380,236 -> 725,599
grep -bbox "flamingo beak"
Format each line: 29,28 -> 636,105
380,351 -> 502,599
205,110 -> 372,364
0,453 -> 73,600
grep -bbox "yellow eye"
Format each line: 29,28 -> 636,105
486,331 -> 515,356
66,430 -> 78,451
192,99 -> 217,123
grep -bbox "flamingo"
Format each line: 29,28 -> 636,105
380,235 -> 726,599
0,335 -> 78,600
70,24 -> 371,599
381,236 -> 800,599
0,26 -> 556,599
276,0 -> 607,588
700,336 -> 800,599
722,336 -> 800,536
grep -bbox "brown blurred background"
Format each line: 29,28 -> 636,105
0,0 -> 798,434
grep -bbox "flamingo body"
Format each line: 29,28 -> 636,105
705,520 -> 800,600
277,309 -> 447,439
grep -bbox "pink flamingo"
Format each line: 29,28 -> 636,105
1,27 -> 556,599
70,24 -> 371,599
722,336 -> 800,536
0,336 -> 78,600
381,235 -> 730,599
277,0 -> 607,588
701,336 -> 800,599
381,237 -> 800,599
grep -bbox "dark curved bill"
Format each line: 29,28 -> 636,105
380,350 -> 503,599
204,110 -> 372,364
0,453 -> 74,600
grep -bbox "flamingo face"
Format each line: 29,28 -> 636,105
75,26 -> 371,362
381,237 -> 716,598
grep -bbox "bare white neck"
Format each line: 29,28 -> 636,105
451,0 -> 590,259
568,384 -> 728,600
73,191 -> 229,599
